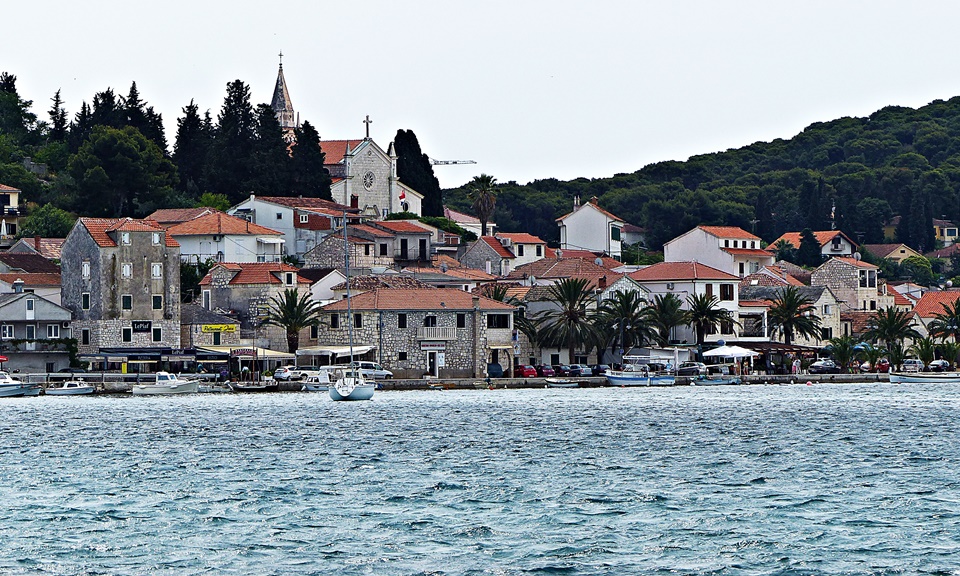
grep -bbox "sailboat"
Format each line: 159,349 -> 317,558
330,210 -> 376,402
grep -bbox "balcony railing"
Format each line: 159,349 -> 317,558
417,326 -> 458,341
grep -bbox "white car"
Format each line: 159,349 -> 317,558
901,359 -> 924,373
273,366 -> 297,381
349,361 -> 393,379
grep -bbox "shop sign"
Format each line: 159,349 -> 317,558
202,324 -> 237,333
132,321 -> 152,333
420,341 -> 446,351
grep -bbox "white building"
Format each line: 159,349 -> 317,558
556,196 -> 624,260
495,233 -> 549,267
663,225 -> 774,278
769,230 -> 858,260
165,210 -> 284,263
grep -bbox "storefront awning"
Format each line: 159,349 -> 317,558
196,346 -> 296,360
488,344 -> 515,350
257,237 -> 285,244
295,345 -> 376,358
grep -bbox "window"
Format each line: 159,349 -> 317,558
151,263 -> 163,279
47,324 -> 60,338
285,272 -> 294,285
487,314 -> 510,329
536,245 -> 542,257
153,295 -> 163,310
82,261 -> 91,279
724,240 -> 730,247
720,284 -> 734,301
739,262 -> 745,276
870,300 -> 877,311
331,314 -> 340,329
364,244 -> 370,256
423,315 -> 437,328
122,263 -> 132,278
398,313 -> 407,329
457,313 -> 466,328
354,313 -> 362,328
152,232 -> 161,245
1,325 -> 12,339
517,244 -> 525,257
823,304 -> 832,315
276,212 -> 283,220
202,290 -> 211,310
733,240 -> 738,248
611,227 -> 621,241
379,243 -> 387,256
398,351 -> 407,361
81,329 -> 90,345
122,327 -> 132,342
310,325 -> 319,339
720,320 -> 734,335
299,214 -> 308,224
121,232 -> 130,245
821,327 -> 833,340
212,332 -> 221,345
25,325 -> 34,340
152,327 -> 162,342
705,284 -> 713,298
121,295 -> 132,310
82,293 -> 90,310
26,299 -> 34,312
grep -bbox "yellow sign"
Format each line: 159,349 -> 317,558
202,324 -> 237,333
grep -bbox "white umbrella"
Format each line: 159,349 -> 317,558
702,345 -> 759,358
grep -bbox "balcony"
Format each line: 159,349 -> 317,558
417,326 -> 457,341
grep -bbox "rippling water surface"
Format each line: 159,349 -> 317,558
1,383 -> 959,575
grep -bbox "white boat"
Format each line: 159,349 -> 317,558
0,371 -> 40,397
889,371 -> 960,384
301,373 -> 331,392
131,372 -> 200,395
46,379 -> 95,395
606,356 -> 676,387
545,378 -> 578,388
198,382 -> 232,393
329,368 -> 375,401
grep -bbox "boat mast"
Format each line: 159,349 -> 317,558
344,211 -> 355,368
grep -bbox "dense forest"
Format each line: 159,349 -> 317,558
445,98 -> 960,255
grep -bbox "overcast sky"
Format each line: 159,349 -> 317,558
7,1 -> 960,189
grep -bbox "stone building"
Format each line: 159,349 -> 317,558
0,183 -> 23,248
318,288 -> 515,379
61,218 -> 181,355
810,257 -> 895,313
0,282 -> 73,373
180,304 -> 242,349
460,236 -> 516,276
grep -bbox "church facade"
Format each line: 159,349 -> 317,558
270,63 -> 423,219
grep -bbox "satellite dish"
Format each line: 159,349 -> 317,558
440,263 -> 448,273
594,257 -> 604,266
529,276 -> 536,285
947,280 -> 954,289
854,252 -> 862,261
556,250 -> 563,259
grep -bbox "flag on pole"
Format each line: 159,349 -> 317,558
399,188 -> 406,202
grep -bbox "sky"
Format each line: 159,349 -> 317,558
7,1 -> 960,189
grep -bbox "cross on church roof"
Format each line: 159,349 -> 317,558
363,115 -> 372,139
279,50 -> 283,67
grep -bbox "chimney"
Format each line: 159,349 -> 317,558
472,296 -> 480,309
350,194 -> 359,209
590,196 -> 599,205
34,236 -> 41,251
598,275 -> 607,289
13,278 -> 23,293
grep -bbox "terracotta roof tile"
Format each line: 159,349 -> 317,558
167,211 -> 282,237
198,262 -> 309,286
0,253 -> 61,274
146,207 -> 213,226
444,206 -> 480,224
831,256 -> 875,269
10,237 -> 64,260
376,220 -> 431,234
319,140 -> 365,164
698,226 -> 760,240
0,273 -> 61,286
255,196 -> 355,212
481,236 -> 515,259
330,275 -> 431,291
351,224 -> 394,238
79,217 -> 179,248
496,232 -> 545,244
0,184 -> 20,192
722,247 -> 775,257
556,200 -> 625,223
551,250 -> 621,269
885,284 -> 913,307
321,288 -> 515,311
771,230 -> 857,249
509,257 -> 624,289
629,261 -> 740,282
841,311 -> 878,336
926,245 -> 960,259
913,291 -> 960,318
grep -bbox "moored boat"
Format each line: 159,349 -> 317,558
131,372 -> 200,395
46,379 -> 95,395
889,371 -> 960,384
227,380 -> 279,392
329,369 -> 375,401
605,356 -> 676,386
301,373 -> 331,392
545,378 -> 578,388
0,371 -> 39,397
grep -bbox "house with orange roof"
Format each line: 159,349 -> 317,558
8,236 -> 65,261
62,217 -> 182,357
146,207 -> 214,228
738,265 -> 805,289
495,233 -> 549,267
810,257 -> 895,313
460,236 -> 516,276
228,194 -> 358,259
738,285 -> 842,346
557,196 -> 624,260
770,230 -> 858,260
663,225 -> 774,278
303,220 -> 434,270
317,288 -> 516,378
164,210 -> 285,263
862,243 -> 922,264
0,183 -> 23,248
911,290 -> 960,339
629,261 -> 741,345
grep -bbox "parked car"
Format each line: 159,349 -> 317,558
552,364 -> 573,376
349,361 -> 393,379
516,365 -> 538,378
486,363 -> 504,378
288,365 -> 321,380
859,359 -> 890,373
58,367 -> 87,374
567,364 -> 586,377
928,359 -> 951,372
901,358 -> 924,373
588,364 -> 610,376
273,365 -> 297,381
535,365 -> 556,377
676,361 -> 707,377
808,359 -> 841,374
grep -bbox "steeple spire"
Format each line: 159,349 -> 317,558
271,53 -> 297,140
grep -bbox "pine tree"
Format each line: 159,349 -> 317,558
90,88 -> 124,128
0,72 -> 37,142
290,120 -> 332,200
394,129 -> 443,216
247,103 -> 292,195
124,81 -> 167,151
798,228 -> 823,267
48,89 -> 68,142
173,99 -> 212,195
205,80 -> 256,203
67,101 -> 92,152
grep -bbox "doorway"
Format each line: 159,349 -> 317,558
428,351 -> 437,377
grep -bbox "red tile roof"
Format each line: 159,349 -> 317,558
0,184 -> 20,192
198,262 -> 309,286
739,267 -> 804,288
551,250 -> 621,269
255,196 -> 354,212
444,206 -> 480,224
556,199 -> 625,223
925,245 -> 960,259
496,232 -> 545,245
508,258 -> 624,289
739,300 -> 772,308
166,211 -> 282,237
885,284 -> 913,307
320,140 -> 365,164
831,256 -> 875,269
913,291 -> 960,318
321,288 -> 515,311
350,224 -> 394,238
0,273 -> 61,286
376,220 -> 431,234
698,226 -> 760,240
146,207 -> 213,226
629,261 -> 740,281
771,230 -> 857,249
481,236 -> 515,259
11,237 -> 64,260
0,253 -> 61,274
79,217 -> 179,247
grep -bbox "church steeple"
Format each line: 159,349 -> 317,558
271,51 -> 297,140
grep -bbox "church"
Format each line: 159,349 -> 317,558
271,60 -> 424,219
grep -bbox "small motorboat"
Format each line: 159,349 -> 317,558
605,356 -> 676,387
227,380 -> 279,393
46,379 -> 95,395
889,371 -> 960,384
0,371 -> 40,397
301,373 -> 330,392
131,372 -> 200,395
545,378 -> 578,388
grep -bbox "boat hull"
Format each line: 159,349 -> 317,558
690,376 -> 741,386
889,372 -> 960,384
329,384 -> 375,401
0,383 -> 40,397
227,382 -> 279,393
606,373 -> 675,387
132,380 -> 200,395
46,383 -> 95,395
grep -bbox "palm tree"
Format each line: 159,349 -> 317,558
684,293 -> 737,349
827,335 -> 859,373
466,173 -> 497,236
538,278 -> 600,363
596,290 -> 655,359
857,342 -> 887,373
937,340 -> 960,369
862,306 -> 921,351
647,293 -> 686,346
261,288 -> 323,354
908,337 -> 937,371
771,239 -> 797,263
766,286 -> 822,345
928,299 -> 960,341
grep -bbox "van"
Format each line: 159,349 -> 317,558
349,361 -> 394,379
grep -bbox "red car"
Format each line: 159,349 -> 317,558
516,365 -> 538,378
535,365 -> 556,377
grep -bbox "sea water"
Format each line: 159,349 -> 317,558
1,383 -> 958,575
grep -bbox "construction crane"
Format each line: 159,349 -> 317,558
428,157 -> 476,166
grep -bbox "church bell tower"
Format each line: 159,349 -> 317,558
271,52 -> 298,142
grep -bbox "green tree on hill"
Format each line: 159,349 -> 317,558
290,120 -> 331,200
394,129 -> 442,217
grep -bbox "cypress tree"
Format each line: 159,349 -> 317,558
290,120 -> 331,200
48,89 -> 68,142
394,129 -> 443,216
173,99 -> 212,195
798,228 -> 823,267
205,80 -> 256,203
247,103 -> 292,195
